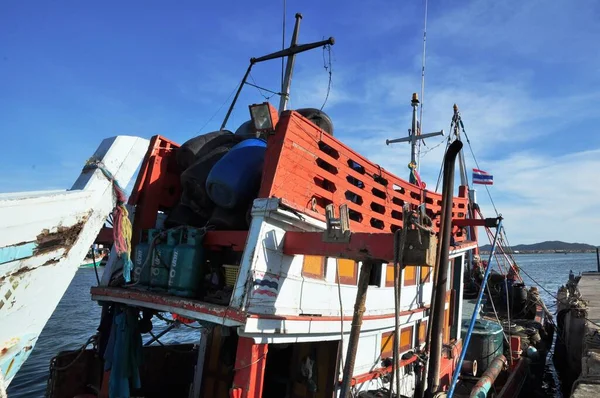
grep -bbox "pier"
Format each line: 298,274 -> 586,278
556,272 -> 600,397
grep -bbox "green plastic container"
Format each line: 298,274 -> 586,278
133,229 -> 158,286
150,229 -> 181,291
461,319 -> 504,375
168,228 -> 204,297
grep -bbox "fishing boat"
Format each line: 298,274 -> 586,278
79,247 -> 108,269
5,13 -> 554,398
0,137 -> 148,389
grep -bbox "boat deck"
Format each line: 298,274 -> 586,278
90,287 -> 246,327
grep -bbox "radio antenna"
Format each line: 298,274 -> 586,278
417,0 -> 429,170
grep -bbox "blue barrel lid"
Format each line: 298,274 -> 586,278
230,137 -> 267,149
461,319 -> 503,335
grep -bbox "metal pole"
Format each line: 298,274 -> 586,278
596,247 -> 599,272
447,218 -> 504,398
278,13 -> 302,113
410,93 -> 420,184
339,260 -> 375,397
220,63 -> 253,130
425,140 -> 463,397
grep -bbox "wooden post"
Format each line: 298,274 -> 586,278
189,327 -> 211,397
339,260 -> 375,397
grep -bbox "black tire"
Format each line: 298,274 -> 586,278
296,108 -> 334,135
177,130 -> 242,170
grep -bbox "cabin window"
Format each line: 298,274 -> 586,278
381,326 -> 414,359
385,263 -> 395,287
443,308 -> 450,344
420,267 -> 432,284
403,266 -> 417,286
381,331 -> 394,359
418,319 -> 428,345
400,325 -> 414,352
302,255 -> 325,279
369,263 -> 383,286
336,259 -> 358,285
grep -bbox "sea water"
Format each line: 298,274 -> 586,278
7,253 -> 598,397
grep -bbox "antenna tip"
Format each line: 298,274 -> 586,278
412,93 -> 419,103
453,103 -> 458,111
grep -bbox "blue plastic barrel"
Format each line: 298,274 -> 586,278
205,138 -> 267,209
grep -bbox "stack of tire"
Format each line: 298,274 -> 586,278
166,109 -> 334,230
166,125 -> 260,230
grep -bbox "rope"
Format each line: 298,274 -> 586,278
320,44 -> 333,111
84,160 -> 134,282
92,249 -> 101,285
233,354 -> 267,371
52,335 -> 97,371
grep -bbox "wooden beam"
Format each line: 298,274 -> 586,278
283,232 -> 394,262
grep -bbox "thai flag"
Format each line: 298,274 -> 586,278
472,168 -> 493,185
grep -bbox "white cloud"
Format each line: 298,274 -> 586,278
477,148 -> 600,244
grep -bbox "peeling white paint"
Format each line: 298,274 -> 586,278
0,136 -> 149,387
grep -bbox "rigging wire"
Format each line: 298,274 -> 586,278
197,82 -> 240,133
248,73 -> 281,100
320,44 -> 333,111
420,134 -> 448,157
434,138 -> 451,192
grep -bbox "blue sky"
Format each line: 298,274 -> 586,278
1,1 -> 599,244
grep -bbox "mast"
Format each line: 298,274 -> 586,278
451,104 -> 478,251
278,13 -> 302,113
220,17 -> 334,130
386,93 -> 443,184
453,104 -> 469,187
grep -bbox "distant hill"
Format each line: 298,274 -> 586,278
480,241 -> 598,252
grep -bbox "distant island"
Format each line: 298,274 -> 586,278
479,240 -> 599,254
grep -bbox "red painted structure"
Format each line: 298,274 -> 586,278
259,110 -> 469,238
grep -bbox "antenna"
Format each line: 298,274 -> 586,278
417,0 -> 429,171
386,93 -> 443,185
281,0 -> 286,92
279,13 -> 303,113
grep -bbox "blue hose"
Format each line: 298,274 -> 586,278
447,219 -> 503,398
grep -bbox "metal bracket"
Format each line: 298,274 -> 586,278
323,204 -> 351,243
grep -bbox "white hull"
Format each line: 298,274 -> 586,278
0,136 -> 148,387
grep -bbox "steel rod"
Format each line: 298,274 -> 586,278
425,140 -> 463,397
